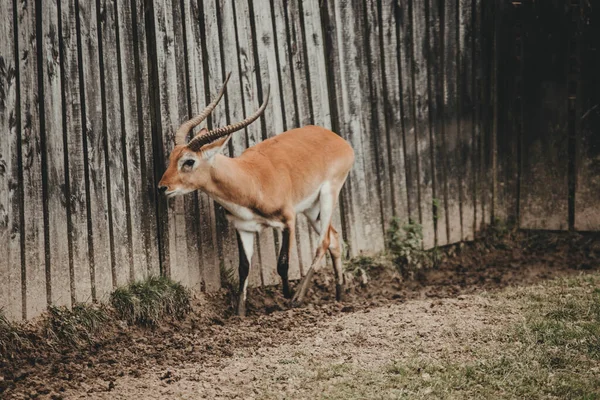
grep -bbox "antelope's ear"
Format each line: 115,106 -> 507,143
201,134 -> 233,163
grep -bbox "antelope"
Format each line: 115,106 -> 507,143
158,73 -> 355,316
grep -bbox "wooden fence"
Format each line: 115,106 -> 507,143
1,0 -> 596,321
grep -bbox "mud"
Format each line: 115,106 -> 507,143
1,230 -> 599,399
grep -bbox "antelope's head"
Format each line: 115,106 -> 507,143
158,73 -> 270,197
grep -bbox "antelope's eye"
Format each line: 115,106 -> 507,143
182,159 -> 195,169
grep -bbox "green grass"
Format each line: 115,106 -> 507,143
260,274 -> 600,399
44,304 -> 109,348
110,276 -> 191,326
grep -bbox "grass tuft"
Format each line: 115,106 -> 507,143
44,304 -> 109,348
110,276 -> 191,326
0,311 -> 27,359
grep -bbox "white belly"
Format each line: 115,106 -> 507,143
212,196 -> 285,232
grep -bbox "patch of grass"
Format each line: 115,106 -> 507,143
344,255 -> 376,285
110,276 -> 191,326
0,311 -> 28,359
44,304 -> 109,348
386,218 -> 440,277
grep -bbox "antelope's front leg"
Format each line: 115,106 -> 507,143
236,230 -> 255,317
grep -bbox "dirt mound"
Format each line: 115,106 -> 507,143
1,231 -> 599,399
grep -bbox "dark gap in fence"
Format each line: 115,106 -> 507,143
12,0 -> 27,320
56,0 -> 77,304
34,0 -> 52,306
74,0 -> 97,301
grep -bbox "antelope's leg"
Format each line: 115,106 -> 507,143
236,230 -> 255,317
328,225 -> 345,301
292,184 -> 335,304
277,218 -> 295,298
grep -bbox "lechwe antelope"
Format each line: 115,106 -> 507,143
158,74 -> 354,316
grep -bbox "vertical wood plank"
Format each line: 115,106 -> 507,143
215,0 -> 260,287
182,0 -> 208,291
322,0 -> 384,256
472,0 -> 486,232
397,0 -> 420,228
0,0 -> 23,320
575,1 -> 600,230
152,0 -> 191,284
251,0 -> 287,287
411,0 -> 435,248
380,0 -> 408,224
271,0 -> 302,280
495,1 -> 520,225
286,0 -> 315,274
116,0 -> 150,284
78,0 -> 112,301
17,0 -> 47,318
131,0 -> 160,278
519,0 -> 569,230
363,0 -> 392,238
59,0 -> 92,303
459,0 -> 475,240
199,0 -> 225,290
41,0 -> 71,307
426,0 -> 448,245
99,0 -> 131,287
442,0 -> 462,243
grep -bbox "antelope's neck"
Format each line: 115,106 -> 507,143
204,154 -> 259,209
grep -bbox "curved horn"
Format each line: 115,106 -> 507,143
174,72 -> 232,145
187,85 -> 270,152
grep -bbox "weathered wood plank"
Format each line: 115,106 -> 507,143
458,0 -> 475,240
575,1 -> 600,230
215,0 -> 261,287
77,0 -> 112,301
116,0 -> 150,284
41,0 -> 71,308
17,0 -> 48,318
323,0 -> 384,255
152,0 -> 191,284
271,0 -> 302,280
363,0 -> 392,238
519,1 -> 569,230
495,1 -> 520,225
0,0 -> 23,320
426,0 -> 448,246
441,0 -> 462,243
397,0 -> 420,229
181,0 -> 209,291
472,0 -> 485,232
131,0 -> 160,278
251,0 -> 288,287
286,0 -> 315,275
380,0 -> 408,224
199,0 -> 225,290
99,0 -> 131,287
59,0 -> 92,303
411,0 -> 435,249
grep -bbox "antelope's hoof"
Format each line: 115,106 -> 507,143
335,284 -> 345,302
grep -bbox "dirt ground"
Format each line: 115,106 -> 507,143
2,230 -> 599,399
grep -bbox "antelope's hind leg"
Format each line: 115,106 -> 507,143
236,230 -> 255,317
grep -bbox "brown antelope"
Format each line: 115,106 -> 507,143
158,74 -> 354,316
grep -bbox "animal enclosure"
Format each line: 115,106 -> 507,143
0,0 -> 598,321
